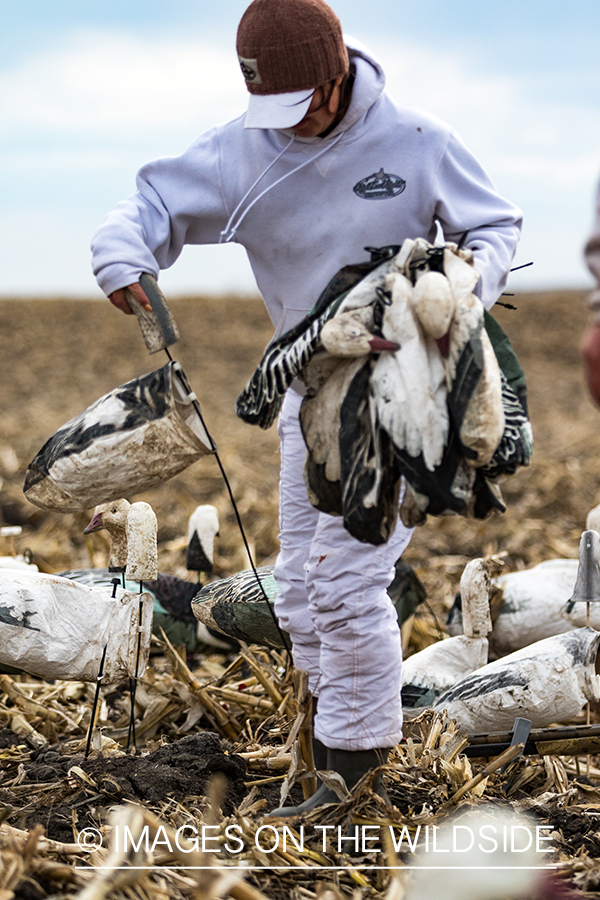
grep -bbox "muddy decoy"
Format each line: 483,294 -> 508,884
447,524 -> 600,658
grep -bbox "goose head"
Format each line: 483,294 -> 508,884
84,498 -> 130,571
411,270 -> 457,357
187,504 -> 220,576
320,309 -> 399,358
84,498 -> 157,582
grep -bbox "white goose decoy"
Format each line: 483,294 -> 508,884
434,626 -> 600,732
69,501 -> 233,652
0,554 -> 153,684
84,498 -> 157,582
23,361 -> 213,513
401,558 -> 493,708
186,504 -> 220,577
447,520 -> 600,658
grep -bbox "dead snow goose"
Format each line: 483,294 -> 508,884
235,248 -> 401,430
319,308 -> 399,357
238,239 -> 531,544
299,306 -> 401,539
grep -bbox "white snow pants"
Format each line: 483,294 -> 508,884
273,390 -> 414,751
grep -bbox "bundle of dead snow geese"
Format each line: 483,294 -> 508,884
237,239 -> 532,544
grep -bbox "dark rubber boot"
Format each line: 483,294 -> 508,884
266,747 -> 389,817
312,736 -> 328,771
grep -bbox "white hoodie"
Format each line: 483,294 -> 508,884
91,38 -> 522,337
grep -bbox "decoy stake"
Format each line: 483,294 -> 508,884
125,273 -> 180,354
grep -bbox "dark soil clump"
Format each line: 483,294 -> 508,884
19,733 -> 247,842
0,727 -> 25,749
83,732 -> 247,809
549,808 -> 600,857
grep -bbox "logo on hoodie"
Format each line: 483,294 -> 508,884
354,169 -> 406,200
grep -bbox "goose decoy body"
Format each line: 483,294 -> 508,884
237,239 -> 532,545
0,529 -> 153,684
433,626 -> 600,732
23,361 -> 214,513
447,521 -> 600,658
192,557 -> 426,649
65,501 -> 235,653
186,504 -> 220,574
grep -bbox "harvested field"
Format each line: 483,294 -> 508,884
1,288 -> 600,899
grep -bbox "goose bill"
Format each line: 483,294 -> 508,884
84,512 -> 104,534
368,335 -> 400,353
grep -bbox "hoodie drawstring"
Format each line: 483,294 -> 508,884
219,131 -> 344,244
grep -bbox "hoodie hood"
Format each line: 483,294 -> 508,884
217,37 -> 386,244
277,35 -> 386,143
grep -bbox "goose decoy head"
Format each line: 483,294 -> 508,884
84,498 -> 131,535
187,504 -> 220,575
84,498 -> 131,572
458,557 -> 495,639
125,501 -> 158,583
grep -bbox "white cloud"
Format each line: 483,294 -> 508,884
1,28 -> 599,293
0,29 -> 247,139
371,36 -> 600,190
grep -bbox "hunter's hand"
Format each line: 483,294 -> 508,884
109,282 -> 152,315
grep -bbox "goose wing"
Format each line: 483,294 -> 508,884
235,249 -> 400,430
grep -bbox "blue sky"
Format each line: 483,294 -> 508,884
1,0 -> 599,298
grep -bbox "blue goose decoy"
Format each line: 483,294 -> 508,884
192,556 -> 426,649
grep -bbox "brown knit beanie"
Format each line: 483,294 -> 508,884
237,0 -> 349,95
